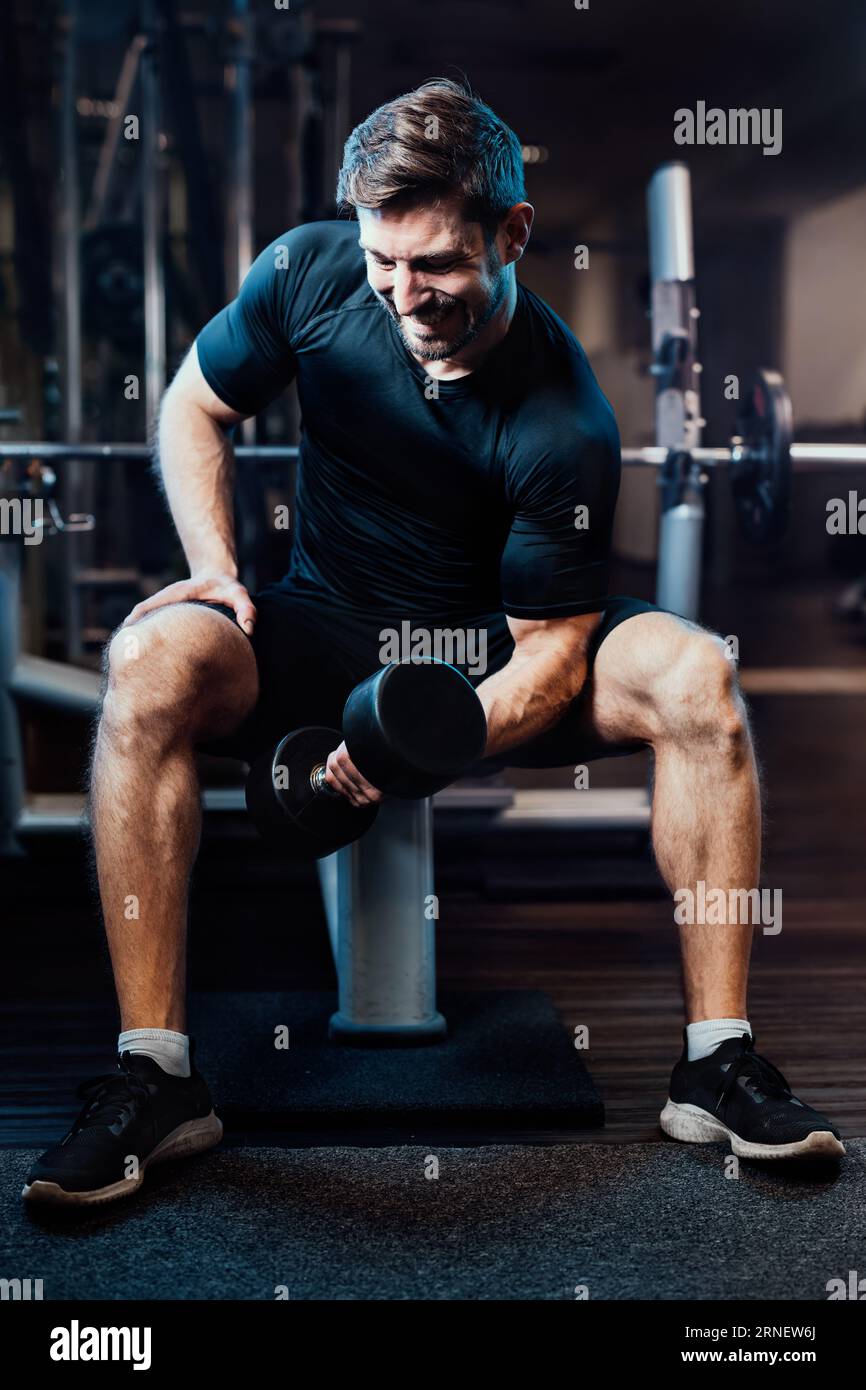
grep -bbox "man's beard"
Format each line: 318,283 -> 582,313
375,257 -> 510,361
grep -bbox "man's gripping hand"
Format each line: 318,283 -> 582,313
321,740 -> 384,808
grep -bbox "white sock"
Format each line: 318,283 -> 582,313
118,1028 -> 191,1078
686,1018 -> 752,1061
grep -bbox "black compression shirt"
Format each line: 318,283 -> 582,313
195,220 -> 621,624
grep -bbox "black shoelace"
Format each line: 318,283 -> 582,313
67,1065 -> 153,1137
715,1036 -> 792,1113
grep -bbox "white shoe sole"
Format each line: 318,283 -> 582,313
21,1110 -> 224,1208
660,1098 -> 845,1160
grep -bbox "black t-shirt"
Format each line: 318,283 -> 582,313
195,220 -> 621,624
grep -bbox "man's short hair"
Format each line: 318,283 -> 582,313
337,77 -> 526,237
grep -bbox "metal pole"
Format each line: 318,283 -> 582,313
60,7 -> 82,445
225,0 -> 257,590
2,440 -> 865,471
317,21 -> 358,209
228,0 -> 254,294
790,444 -> 866,469
84,36 -> 147,230
141,0 -> 166,432
656,468 -> 705,622
0,542 -> 25,855
333,40 -> 351,188
60,0 -> 84,661
323,798 -> 447,1045
647,163 -> 706,623
648,161 -> 694,283
624,444 -> 866,471
0,443 -> 300,461
623,446 -> 727,466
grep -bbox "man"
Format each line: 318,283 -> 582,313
24,79 -> 843,1207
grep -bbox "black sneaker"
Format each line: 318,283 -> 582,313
22,1047 -> 223,1207
660,1031 -> 845,1160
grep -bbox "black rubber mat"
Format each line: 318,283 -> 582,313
3,1141 -> 858,1300
188,989 -> 603,1130
0,990 -> 600,1146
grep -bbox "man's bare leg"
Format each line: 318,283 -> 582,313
579,611 -> 760,1022
91,604 -> 258,1033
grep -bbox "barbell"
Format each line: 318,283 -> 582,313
623,368 -> 865,545
2,369 -> 865,545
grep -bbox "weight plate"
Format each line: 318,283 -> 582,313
731,368 -> 793,544
342,660 -> 488,798
245,726 -> 378,859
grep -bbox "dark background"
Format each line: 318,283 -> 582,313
1,0 -> 865,666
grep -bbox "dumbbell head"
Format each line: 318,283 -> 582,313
245,725 -> 379,860
342,659 -> 488,798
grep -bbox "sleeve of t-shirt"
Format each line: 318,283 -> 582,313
499,402 -> 621,620
194,227 -> 316,416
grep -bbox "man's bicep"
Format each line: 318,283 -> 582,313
500,429 -> 619,617
499,497 -> 611,619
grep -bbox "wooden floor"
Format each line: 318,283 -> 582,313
3,574 -> 866,1146
436,898 -> 866,1142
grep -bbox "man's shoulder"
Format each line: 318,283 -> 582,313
269,217 -> 366,284
512,284 -> 617,436
271,217 -> 363,264
246,219 -> 371,331
517,283 -> 589,372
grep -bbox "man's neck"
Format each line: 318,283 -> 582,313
413,278 -> 518,381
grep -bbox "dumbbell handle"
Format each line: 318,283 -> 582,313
309,762 -> 341,799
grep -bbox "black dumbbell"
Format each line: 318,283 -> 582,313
245,659 -> 488,860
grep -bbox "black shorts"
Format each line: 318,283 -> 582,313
195,585 -> 664,772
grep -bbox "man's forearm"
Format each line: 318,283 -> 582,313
157,388 -> 239,577
475,645 -> 588,758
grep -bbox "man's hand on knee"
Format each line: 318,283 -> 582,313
123,571 -> 257,635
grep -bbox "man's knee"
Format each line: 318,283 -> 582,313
101,605 -> 235,743
652,623 -> 748,753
